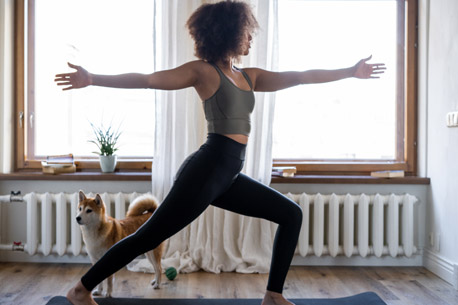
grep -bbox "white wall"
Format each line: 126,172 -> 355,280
421,0 -> 458,289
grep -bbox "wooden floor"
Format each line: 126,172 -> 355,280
0,263 -> 457,305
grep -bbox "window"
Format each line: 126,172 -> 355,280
15,0 -> 417,175
273,0 -> 417,175
15,0 -> 156,171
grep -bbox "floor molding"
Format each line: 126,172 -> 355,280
0,251 -> 424,267
423,248 -> 458,289
292,253 -> 423,267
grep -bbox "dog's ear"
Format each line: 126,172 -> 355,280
78,190 -> 86,202
95,194 -> 103,206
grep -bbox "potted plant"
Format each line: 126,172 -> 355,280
89,123 -> 122,173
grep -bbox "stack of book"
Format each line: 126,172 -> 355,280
41,154 -> 76,174
272,166 -> 297,177
370,170 -> 405,178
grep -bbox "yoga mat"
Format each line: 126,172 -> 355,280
47,292 -> 386,305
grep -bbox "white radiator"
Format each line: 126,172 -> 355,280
0,192 -> 418,258
0,192 -> 148,256
285,193 -> 418,258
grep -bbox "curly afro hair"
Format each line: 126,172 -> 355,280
186,1 -> 259,63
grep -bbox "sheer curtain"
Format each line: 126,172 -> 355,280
0,0 -> 14,174
150,0 -> 207,201
242,0 -> 279,185
130,0 -> 279,274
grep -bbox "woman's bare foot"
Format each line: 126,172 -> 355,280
66,280 -> 97,305
261,290 -> 295,305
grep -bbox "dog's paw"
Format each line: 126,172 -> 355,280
104,292 -> 113,298
151,279 -> 160,289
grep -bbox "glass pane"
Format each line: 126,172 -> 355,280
33,0 -> 155,158
273,0 -> 398,160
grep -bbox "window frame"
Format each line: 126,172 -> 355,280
14,0 -> 417,175
14,0 -> 153,172
273,0 -> 418,176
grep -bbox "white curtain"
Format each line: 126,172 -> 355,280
150,0 -> 207,201
130,0 -> 279,275
242,0 -> 279,185
0,0 -> 14,174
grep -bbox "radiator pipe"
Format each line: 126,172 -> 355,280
0,243 -> 25,252
303,245 -> 418,257
0,192 -> 25,254
0,191 -> 24,203
0,243 -> 88,255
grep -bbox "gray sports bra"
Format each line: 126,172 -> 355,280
203,63 -> 255,136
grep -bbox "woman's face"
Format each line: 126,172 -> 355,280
240,31 -> 253,56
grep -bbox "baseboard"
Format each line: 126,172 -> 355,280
423,248 -> 458,289
292,253 -> 423,267
0,251 -> 90,264
1,251 -> 423,267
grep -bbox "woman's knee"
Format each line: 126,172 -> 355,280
290,202 -> 303,230
277,198 -> 302,229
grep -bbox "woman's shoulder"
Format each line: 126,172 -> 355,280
179,60 -> 216,75
238,67 -> 262,82
183,60 -> 212,68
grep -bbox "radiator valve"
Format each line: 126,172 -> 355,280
13,241 -> 24,251
10,191 -> 23,202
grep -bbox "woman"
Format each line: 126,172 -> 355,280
55,2 -> 385,305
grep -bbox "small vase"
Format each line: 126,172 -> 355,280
99,155 -> 117,173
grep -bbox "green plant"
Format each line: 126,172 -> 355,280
89,123 -> 122,156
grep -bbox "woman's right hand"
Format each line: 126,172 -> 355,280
55,62 -> 92,90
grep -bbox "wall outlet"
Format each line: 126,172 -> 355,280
446,111 -> 458,127
434,233 -> 441,252
429,232 -> 434,247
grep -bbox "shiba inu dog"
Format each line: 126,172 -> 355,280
76,191 -> 166,297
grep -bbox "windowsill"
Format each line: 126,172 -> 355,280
271,174 -> 430,185
0,171 -> 430,185
0,171 -> 151,181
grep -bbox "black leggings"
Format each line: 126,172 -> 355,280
81,133 -> 302,293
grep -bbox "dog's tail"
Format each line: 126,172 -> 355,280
126,194 -> 159,217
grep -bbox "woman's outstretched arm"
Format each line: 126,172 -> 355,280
246,55 -> 386,92
54,61 -> 200,91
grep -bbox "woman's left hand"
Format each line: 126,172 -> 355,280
353,55 -> 386,79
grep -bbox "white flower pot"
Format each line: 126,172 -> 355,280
99,155 -> 117,173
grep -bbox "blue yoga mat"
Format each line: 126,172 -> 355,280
47,292 -> 386,304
